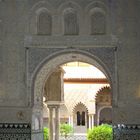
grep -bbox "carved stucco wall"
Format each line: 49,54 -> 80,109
0,0 -> 140,139
29,0 -> 110,36
27,47 -> 117,139
27,47 -> 116,109
26,2 -> 117,138
0,20 -> 3,99
37,10 -> 52,35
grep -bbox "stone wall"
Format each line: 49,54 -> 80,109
0,0 -> 140,139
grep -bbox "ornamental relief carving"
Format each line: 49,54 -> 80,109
28,0 -> 110,36
26,48 -> 116,107
27,48 -> 115,80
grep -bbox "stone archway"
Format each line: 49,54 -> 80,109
95,86 -> 112,125
32,50 -> 112,106
30,49 -> 115,140
98,106 -> 112,125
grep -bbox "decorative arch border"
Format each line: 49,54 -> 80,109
57,1 -> 82,14
31,49 -> 113,108
95,86 -> 111,100
85,1 -> 109,14
97,106 -> 112,125
72,102 -> 89,114
96,86 -> 111,94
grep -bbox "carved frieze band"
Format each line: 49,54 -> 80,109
113,124 -> 140,140
24,35 -> 118,48
0,123 -> 31,140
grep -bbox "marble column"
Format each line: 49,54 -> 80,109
68,115 -> 73,126
91,115 -> 94,128
48,106 -> 54,140
55,105 -> 60,140
71,116 -> 73,127
89,115 -> 91,129
68,116 -> 71,125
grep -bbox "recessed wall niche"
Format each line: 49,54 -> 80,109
37,10 -> 52,35
63,8 -> 79,35
90,10 -> 106,35
0,20 -> 2,39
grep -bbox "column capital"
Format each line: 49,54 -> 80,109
47,101 -> 64,106
47,104 -> 60,109
54,105 -> 60,109
47,105 -> 55,109
88,113 -> 95,116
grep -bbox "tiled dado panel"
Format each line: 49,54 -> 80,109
0,123 -> 31,140
113,124 -> 140,140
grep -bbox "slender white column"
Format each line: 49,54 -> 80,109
48,106 -> 54,140
69,116 -> 71,125
55,105 -> 60,140
89,115 -> 91,129
91,115 -> 94,128
71,116 -> 73,127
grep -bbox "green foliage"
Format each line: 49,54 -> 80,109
87,124 -> 113,140
44,127 -> 49,140
60,123 -> 73,138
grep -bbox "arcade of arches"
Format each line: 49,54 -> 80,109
43,62 -> 112,137
0,0 -> 140,140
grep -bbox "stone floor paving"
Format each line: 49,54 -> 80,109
60,135 -> 87,140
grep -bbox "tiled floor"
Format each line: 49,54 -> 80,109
60,135 -> 87,140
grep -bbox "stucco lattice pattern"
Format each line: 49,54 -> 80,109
0,123 -> 31,140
